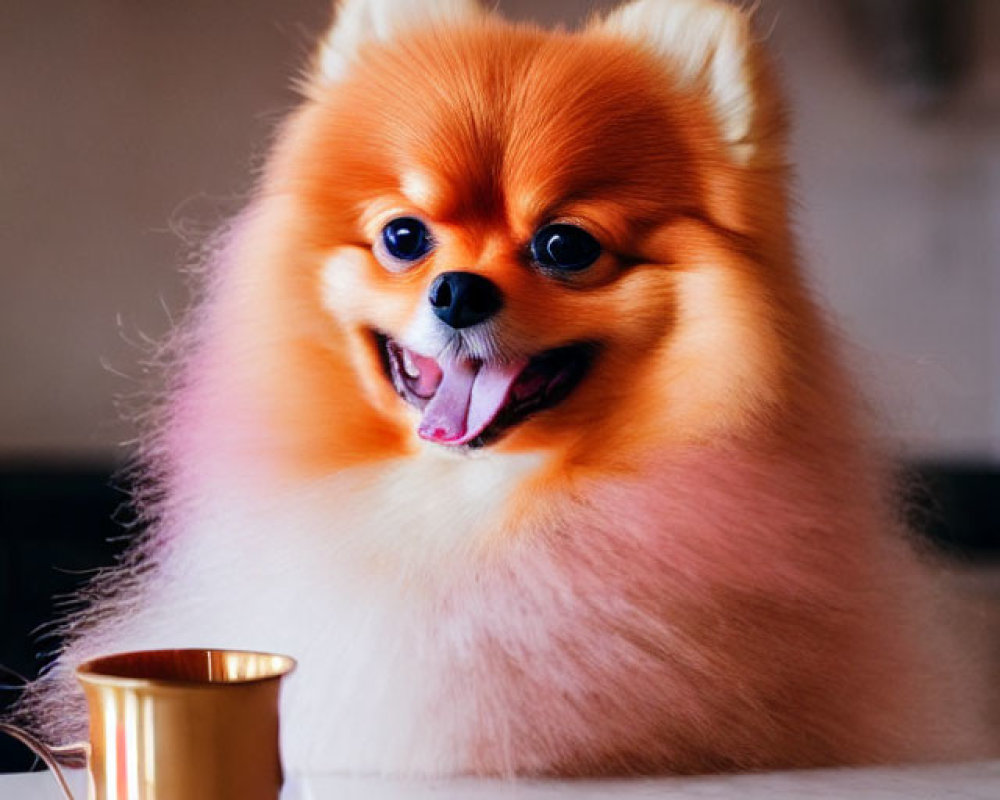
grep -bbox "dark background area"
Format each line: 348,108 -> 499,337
0,465 -> 129,772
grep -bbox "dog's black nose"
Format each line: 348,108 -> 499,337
428,272 -> 503,329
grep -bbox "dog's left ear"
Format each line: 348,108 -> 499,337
313,0 -> 486,84
597,0 -> 783,166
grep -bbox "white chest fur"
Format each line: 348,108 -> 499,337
85,448 -> 545,774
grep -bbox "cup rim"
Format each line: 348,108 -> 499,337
76,648 -> 297,689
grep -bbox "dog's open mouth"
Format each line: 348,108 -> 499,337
374,333 -> 595,448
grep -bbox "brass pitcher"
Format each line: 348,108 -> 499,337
1,648 -> 296,800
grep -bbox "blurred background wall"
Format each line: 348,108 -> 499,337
2,0 -> 998,463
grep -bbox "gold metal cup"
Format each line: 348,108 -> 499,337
1,648 -> 296,800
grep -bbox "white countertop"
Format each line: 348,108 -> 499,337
3,761 -> 999,800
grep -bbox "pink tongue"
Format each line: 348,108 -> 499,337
418,356 -> 528,445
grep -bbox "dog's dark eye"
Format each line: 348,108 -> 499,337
530,224 -> 601,272
382,217 -> 432,262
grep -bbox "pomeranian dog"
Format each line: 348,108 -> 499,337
15,0 -> 995,777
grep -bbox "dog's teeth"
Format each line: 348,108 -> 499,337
402,350 -> 420,379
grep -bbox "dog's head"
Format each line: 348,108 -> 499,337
227,0 -> 810,468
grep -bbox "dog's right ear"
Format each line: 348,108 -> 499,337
597,0 -> 783,167
312,0 -> 485,84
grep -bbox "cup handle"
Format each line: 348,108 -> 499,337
0,721 -> 87,800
